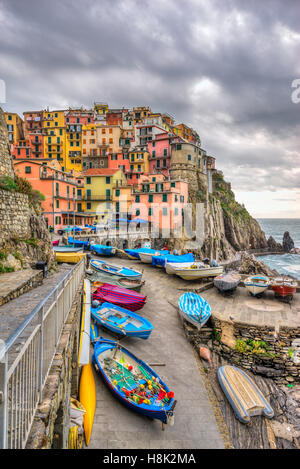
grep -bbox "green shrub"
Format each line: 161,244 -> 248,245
0,250 -> 7,260
0,176 -> 17,192
0,263 -> 14,274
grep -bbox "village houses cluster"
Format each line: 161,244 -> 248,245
5,104 -> 216,233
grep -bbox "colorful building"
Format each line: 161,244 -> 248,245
14,160 -> 93,232
5,112 -> 24,146
84,168 -> 126,221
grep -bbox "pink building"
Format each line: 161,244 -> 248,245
148,133 -> 183,176
130,173 -> 188,233
108,152 -> 130,174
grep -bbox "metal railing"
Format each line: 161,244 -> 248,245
0,259 -> 85,449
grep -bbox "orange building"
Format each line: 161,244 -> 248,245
14,160 -> 93,232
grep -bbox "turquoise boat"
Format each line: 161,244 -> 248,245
91,302 -> 153,339
218,365 -> 274,424
91,259 -> 142,280
178,292 -> 211,329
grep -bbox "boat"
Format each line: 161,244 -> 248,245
93,283 -> 146,311
178,292 -> 211,329
86,270 -> 144,292
217,365 -> 274,424
53,245 -> 83,253
78,279 -> 91,366
214,271 -> 241,293
68,237 -> 90,250
270,277 -> 297,301
79,363 -> 96,446
90,244 -> 116,256
174,264 -> 224,280
152,253 -> 194,268
91,302 -> 153,339
139,249 -> 170,264
54,251 -> 87,264
91,330 -> 176,425
90,259 -> 142,280
165,261 -> 204,275
244,275 -> 269,296
52,239 -> 59,247
124,248 -> 155,260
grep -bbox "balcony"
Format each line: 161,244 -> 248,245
84,194 -> 112,201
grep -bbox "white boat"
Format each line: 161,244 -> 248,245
78,279 -> 91,366
165,261 -> 205,275
174,264 -> 224,280
244,275 -> 269,296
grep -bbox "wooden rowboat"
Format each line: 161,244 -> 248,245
174,264 -> 224,280
244,275 -> 269,296
217,365 -> 274,424
90,259 -> 142,280
93,283 -> 146,311
270,277 -> 297,301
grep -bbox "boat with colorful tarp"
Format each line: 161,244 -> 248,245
214,271 -> 241,293
178,292 -> 211,329
90,244 -> 116,256
217,365 -> 274,424
91,302 -> 153,339
93,283 -> 146,311
90,259 -> 142,280
91,329 -> 176,425
270,277 -> 297,302
244,275 -> 269,296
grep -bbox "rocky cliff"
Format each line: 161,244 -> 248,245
169,164 -> 267,261
0,107 -> 53,271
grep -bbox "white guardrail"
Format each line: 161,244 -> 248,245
0,258 -> 85,449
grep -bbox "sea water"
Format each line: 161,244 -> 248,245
257,218 -> 300,280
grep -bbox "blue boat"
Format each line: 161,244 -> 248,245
90,244 -> 116,256
90,259 -> 142,280
91,329 -> 176,425
178,292 -> 211,329
218,365 -> 274,424
91,302 -> 153,339
152,253 -> 194,268
68,237 -> 90,250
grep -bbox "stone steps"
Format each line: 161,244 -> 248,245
0,269 -> 43,306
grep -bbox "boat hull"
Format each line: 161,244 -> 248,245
214,272 -> 241,292
93,283 -> 146,311
178,292 -> 211,329
244,276 -> 269,296
175,266 -> 224,280
54,251 -> 86,263
92,338 -> 176,424
91,259 -> 142,280
79,363 -> 96,446
217,365 -> 274,424
91,302 -> 153,339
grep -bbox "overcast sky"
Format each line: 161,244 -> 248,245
0,0 -> 299,218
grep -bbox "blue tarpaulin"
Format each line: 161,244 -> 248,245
91,244 -> 115,256
125,248 -> 170,259
68,237 -> 90,249
152,253 -> 194,268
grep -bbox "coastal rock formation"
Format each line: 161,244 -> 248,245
238,252 -> 277,277
0,107 -> 53,269
283,231 -> 294,252
168,165 -> 267,261
267,236 -> 283,251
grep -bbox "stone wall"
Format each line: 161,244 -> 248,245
0,108 -> 14,179
0,189 -> 32,245
185,315 -> 300,385
26,284 -> 83,449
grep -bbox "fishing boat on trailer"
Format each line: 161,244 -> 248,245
217,365 -> 274,424
244,275 -> 269,296
214,271 -> 241,293
178,292 -> 211,329
91,330 -> 176,426
174,264 -> 223,280
270,277 -> 297,301
91,302 -> 153,339
90,244 -> 116,256
90,259 -> 142,280
93,283 -> 146,311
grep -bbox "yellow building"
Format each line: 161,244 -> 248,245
5,112 -> 24,145
65,124 -> 82,172
84,168 -> 126,221
42,110 -> 66,165
129,149 -> 149,174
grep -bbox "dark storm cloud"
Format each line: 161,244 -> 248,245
0,0 -> 299,193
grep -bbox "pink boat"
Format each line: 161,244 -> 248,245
52,240 -> 59,246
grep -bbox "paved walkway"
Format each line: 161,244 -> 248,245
88,257 -> 224,449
